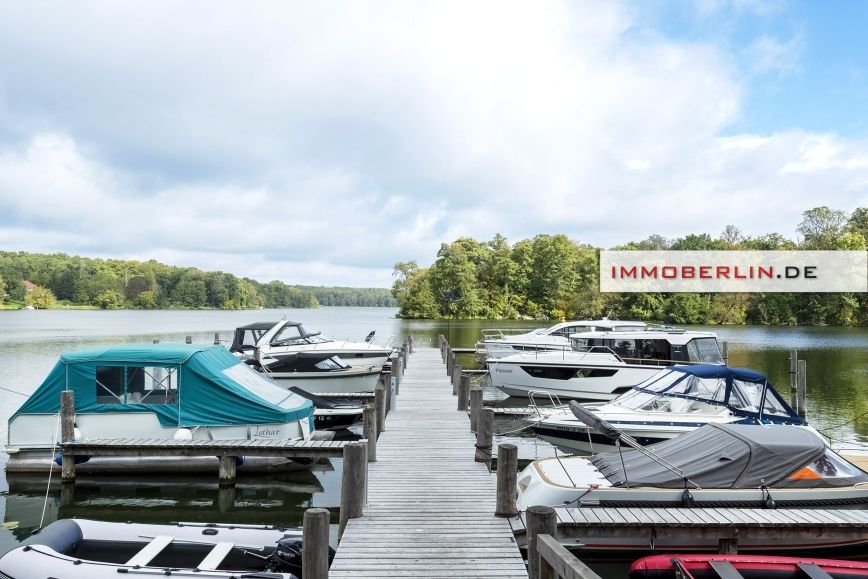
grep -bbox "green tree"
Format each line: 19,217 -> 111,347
94,290 -> 125,309
391,261 -> 438,318
171,269 -> 207,307
133,290 -> 159,309
428,239 -> 483,318
0,275 -> 5,305
798,206 -> 850,249
25,286 -> 56,309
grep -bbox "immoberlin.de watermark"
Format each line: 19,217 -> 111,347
600,251 -> 868,293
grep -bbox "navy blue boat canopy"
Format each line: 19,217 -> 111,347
611,364 -> 804,424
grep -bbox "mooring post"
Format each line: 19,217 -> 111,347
495,443 -> 518,517
470,388 -> 483,432
789,349 -> 798,408
339,441 -> 367,538
527,505 -> 558,579
186,335 -> 192,344
446,346 -> 453,375
217,485 -> 235,513
60,390 -> 75,482
363,404 -> 377,462
798,359 -> 807,418
408,334 -> 414,353
439,335 -> 445,360
457,374 -> 470,411
401,343 -> 408,368
303,508 -> 331,579
475,408 -> 494,463
218,455 -> 237,485
213,332 -> 220,345
721,341 -> 728,365
452,364 -> 462,395
391,365 -> 400,396
397,351 -> 405,379
375,384 -> 387,434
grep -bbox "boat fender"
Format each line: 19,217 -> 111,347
761,484 -> 776,509
73,427 -> 82,441
53,454 -> 91,466
173,428 -> 194,441
680,487 -> 695,508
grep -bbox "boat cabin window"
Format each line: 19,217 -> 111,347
222,364 -> 304,409
96,366 -> 177,405
519,366 -> 618,380
571,337 -> 672,366
551,325 -> 588,337
685,338 -> 724,364
727,379 -> 790,417
314,357 -> 350,370
272,324 -> 324,346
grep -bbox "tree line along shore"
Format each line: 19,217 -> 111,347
390,206 -> 867,326
0,252 -> 396,310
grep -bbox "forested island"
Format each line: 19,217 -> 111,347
0,252 -> 397,310
391,207 -> 867,326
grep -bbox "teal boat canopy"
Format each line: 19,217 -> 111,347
13,344 -> 314,429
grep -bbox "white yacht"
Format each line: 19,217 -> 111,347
526,365 -> 810,453
487,327 -> 723,400
230,320 -> 394,369
478,319 -> 646,361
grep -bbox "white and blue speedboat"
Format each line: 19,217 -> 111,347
526,365 -> 812,453
5,343 -> 316,473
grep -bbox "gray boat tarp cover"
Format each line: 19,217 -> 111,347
590,423 -> 868,489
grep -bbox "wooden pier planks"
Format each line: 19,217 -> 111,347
62,438 -> 348,458
330,348 -> 528,578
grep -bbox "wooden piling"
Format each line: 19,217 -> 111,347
339,441 -> 367,537
303,508 -> 331,579
470,388 -> 483,432
217,485 -> 235,513
60,390 -> 75,482
798,359 -> 807,418
446,346 -> 453,375
789,349 -> 798,408
457,374 -> 470,411
401,344 -> 409,368
718,537 -> 738,554
408,334 -> 414,353
218,455 -> 236,485
213,332 -> 220,345
475,408 -> 494,462
375,384 -> 387,434
527,505 -> 558,579
452,364 -> 462,395
186,335 -> 192,344
721,341 -> 728,365
363,404 -> 377,463
495,443 -> 518,517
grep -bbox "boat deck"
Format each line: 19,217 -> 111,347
329,347 -> 527,578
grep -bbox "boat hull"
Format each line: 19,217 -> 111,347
4,451 -> 317,473
630,553 -> 868,578
269,368 -> 381,394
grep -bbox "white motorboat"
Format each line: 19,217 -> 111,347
0,518 -> 331,578
478,318 -> 647,361
527,365 -> 809,453
250,350 -> 382,394
487,327 -> 724,400
516,422 -> 868,551
230,320 -> 394,368
5,344 -> 316,473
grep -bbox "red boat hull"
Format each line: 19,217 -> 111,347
629,554 -> 868,579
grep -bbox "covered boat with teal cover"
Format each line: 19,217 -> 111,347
6,344 -> 315,473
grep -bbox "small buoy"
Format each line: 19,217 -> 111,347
173,428 -> 193,441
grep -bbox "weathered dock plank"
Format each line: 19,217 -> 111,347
330,347 -> 527,578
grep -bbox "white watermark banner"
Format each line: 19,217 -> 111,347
600,250 -> 868,293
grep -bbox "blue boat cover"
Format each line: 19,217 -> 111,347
12,344 -> 314,429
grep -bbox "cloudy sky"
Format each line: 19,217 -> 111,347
1,1 -> 866,287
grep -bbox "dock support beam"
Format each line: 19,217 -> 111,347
718,537 -> 738,554
495,443 -> 518,517
527,505 -> 558,579
303,508 -> 331,579
218,455 -> 236,485
60,390 -> 76,482
339,441 -> 367,538
452,364 -> 462,395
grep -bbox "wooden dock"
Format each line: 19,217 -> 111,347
62,438 -> 349,458
330,347 -> 527,578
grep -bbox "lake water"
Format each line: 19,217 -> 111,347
0,308 -> 866,574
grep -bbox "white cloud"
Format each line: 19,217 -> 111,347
0,1 -> 864,286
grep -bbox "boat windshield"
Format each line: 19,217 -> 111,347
272,324 -> 327,345
612,369 -> 794,418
